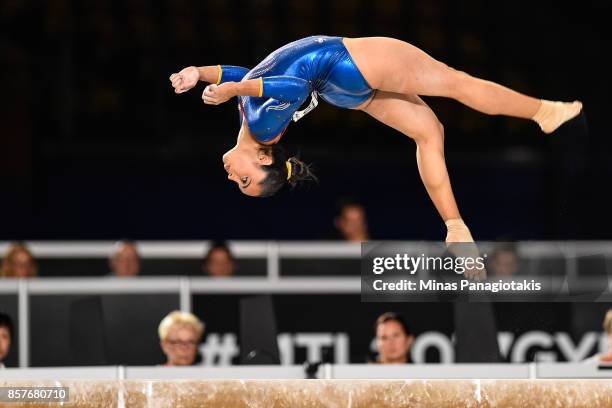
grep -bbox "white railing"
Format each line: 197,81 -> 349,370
1,240 -> 611,278
0,276 -> 362,368
2,240 -> 612,258
0,240 -> 363,259
2,363 -> 612,380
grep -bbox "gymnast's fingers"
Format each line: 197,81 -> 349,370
203,88 -> 217,99
202,95 -> 216,104
171,76 -> 182,88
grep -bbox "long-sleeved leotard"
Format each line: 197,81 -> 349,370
216,36 -> 374,143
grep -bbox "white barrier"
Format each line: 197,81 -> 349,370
2,240 -> 611,259
0,366 -> 119,380
2,363 -> 612,380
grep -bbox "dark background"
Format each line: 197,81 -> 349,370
1,0 -> 609,240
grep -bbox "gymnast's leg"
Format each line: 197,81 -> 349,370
357,90 -> 473,243
344,37 -> 582,134
357,91 -> 485,279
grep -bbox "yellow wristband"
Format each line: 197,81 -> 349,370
216,65 -> 222,85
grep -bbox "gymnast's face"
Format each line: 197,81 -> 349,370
222,146 -> 272,196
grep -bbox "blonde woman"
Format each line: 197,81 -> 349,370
158,311 -> 205,366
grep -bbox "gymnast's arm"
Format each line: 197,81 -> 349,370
169,65 -> 249,94
202,76 -> 311,105
197,65 -> 250,84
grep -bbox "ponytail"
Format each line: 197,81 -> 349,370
259,144 -> 318,197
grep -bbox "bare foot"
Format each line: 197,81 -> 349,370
446,242 -> 487,281
534,100 -> 583,134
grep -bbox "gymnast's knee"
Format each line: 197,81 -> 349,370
414,119 -> 444,145
431,121 -> 445,142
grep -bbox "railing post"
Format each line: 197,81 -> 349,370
180,277 -> 191,313
267,242 -> 280,282
18,279 -> 29,368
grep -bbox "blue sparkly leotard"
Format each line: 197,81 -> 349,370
216,36 -> 374,143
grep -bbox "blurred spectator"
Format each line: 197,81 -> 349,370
0,312 -> 14,368
333,199 -> 370,242
1,243 -> 37,278
158,311 -> 204,366
584,309 -> 612,363
109,240 -> 141,277
202,241 -> 236,277
372,312 -> 414,364
489,241 -> 519,277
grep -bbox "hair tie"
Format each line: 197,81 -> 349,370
286,160 -> 292,181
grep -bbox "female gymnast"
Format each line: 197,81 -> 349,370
169,36 -> 582,244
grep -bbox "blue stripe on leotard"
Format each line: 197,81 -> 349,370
219,36 -> 374,143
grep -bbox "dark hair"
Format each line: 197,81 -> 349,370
0,312 -> 14,339
258,144 -> 318,197
204,240 -> 234,262
335,197 -> 365,217
375,312 -> 411,336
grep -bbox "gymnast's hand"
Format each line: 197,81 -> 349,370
169,66 -> 199,94
202,83 -> 235,105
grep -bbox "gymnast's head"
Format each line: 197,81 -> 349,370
222,141 -> 317,197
